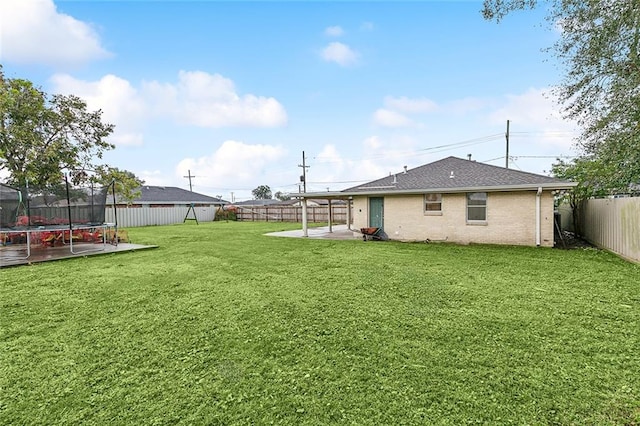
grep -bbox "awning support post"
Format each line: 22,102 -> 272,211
302,198 -> 308,237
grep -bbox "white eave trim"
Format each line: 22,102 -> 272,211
292,182 -> 577,199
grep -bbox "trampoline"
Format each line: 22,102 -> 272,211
1,174 -> 118,264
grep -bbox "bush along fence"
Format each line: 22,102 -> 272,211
233,205 -> 348,223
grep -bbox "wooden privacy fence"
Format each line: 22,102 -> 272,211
235,205 -> 348,223
578,197 -> 640,263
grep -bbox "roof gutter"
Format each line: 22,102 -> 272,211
292,182 -> 578,199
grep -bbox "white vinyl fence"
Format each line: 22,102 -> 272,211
105,205 -> 218,228
579,197 -> 640,263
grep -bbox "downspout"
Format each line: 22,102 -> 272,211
302,198 -> 308,237
536,187 -> 542,247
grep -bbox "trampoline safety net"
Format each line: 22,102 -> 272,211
0,181 -> 111,229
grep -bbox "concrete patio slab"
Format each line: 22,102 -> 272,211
265,224 -> 361,240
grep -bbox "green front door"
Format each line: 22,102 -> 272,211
369,197 -> 384,229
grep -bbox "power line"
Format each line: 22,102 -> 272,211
482,154 -> 577,163
307,179 -> 370,185
312,133 -> 504,164
510,131 -> 576,135
512,155 -> 578,159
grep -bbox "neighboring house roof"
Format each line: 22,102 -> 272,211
294,156 -> 577,199
118,186 -> 227,204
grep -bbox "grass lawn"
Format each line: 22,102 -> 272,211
1,221 -> 639,425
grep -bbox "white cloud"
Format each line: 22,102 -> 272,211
325,26 -> 344,37
48,70 -> 288,147
371,96 -> 438,128
309,144 -> 377,191
138,170 -> 171,187
50,73 -> 146,146
444,97 -> 491,115
309,136 -> 421,192
373,109 -> 413,127
363,136 -> 383,150
321,42 -> 359,67
0,0 -> 110,66
384,96 -> 438,114
176,140 -> 287,190
489,88 -> 560,126
488,87 -> 577,148
144,71 -> 288,128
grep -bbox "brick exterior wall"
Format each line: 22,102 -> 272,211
352,191 -> 556,247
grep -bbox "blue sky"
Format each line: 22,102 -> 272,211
1,0 -> 577,201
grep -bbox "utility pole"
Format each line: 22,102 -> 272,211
298,151 -> 309,193
183,169 -> 196,192
505,119 -> 510,169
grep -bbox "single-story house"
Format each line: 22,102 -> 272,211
115,186 -> 227,207
106,186 -> 228,227
293,156 -> 577,247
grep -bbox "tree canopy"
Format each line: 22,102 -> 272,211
274,191 -> 291,201
0,68 -> 145,202
94,166 -> 145,203
252,185 -> 272,200
483,0 -> 640,190
0,67 -> 114,189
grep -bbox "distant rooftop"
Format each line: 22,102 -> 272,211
118,186 -> 227,204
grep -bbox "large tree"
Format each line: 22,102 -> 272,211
252,185 -> 272,200
0,67 -> 115,189
483,0 -> 640,188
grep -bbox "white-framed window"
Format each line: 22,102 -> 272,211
424,193 -> 442,214
467,192 -> 487,222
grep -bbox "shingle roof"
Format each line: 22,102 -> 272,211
344,156 -> 573,193
123,186 -> 226,204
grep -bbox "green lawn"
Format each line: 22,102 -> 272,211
1,222 -> 639,425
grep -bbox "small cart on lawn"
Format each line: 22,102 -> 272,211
359,227 -> 387,241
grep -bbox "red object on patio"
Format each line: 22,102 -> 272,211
360,227 -> 385,241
